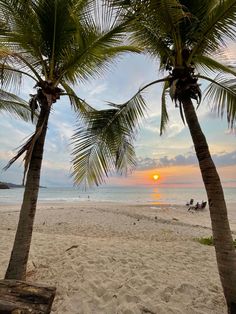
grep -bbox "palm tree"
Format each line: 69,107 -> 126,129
73,1 -> 236,312
0,0 -> 140,280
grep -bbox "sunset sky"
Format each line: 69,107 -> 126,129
0,43 -> 236,189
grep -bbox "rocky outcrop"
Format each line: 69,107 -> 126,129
0,182 -> 10,189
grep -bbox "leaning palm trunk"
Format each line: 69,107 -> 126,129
5,98 -> 51,280
182,97 -> 236,313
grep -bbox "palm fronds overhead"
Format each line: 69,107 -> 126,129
0,0 -> 141,181
194,55 -> 236,76
0,89 -> 33,121
201,74 -> 236,128
1,0 -> 140,87
191,0 -> 236,55
71,76 -> 170,187
160,81 -> 170,135
4,120 -> 46,184
72,92 -> 147,187
60,81 -> 94,116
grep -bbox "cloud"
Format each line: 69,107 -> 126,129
164,122 -> 185,138
219,42 -> 236,66
142,114 -> 185,138
137,150 -> 236,170
142,115 -> 160,133
136,157 -> 157,170
0,151 -> 15,161
89,83 -> 107,96
213,150 -> 236,166
78,81 -> 108,101
42,159 -> 69,171
51,121 -> 74,142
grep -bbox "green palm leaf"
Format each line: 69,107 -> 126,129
60,81 -> 94,115
59,20 -> 140,84
0,89 -> 32,121
194,55 -> 236,76
0,63 -> 23,90
191,0 -> 236,56
0,0 -> 45,65
200,74 -> 236,128
1,0 -> 142,179
72,92 -> 147,187
160,81 -> 170,135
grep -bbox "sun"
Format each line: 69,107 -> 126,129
153,174 -> 159,181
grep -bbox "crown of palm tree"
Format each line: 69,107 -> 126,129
73,0 -> 236,186
0,0 -> 140,178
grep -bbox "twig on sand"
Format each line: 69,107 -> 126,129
65,245 -> 78,252
140,306 -> 156,314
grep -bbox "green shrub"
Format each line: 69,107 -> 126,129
197,236 -> 214,246
197,236 -> 236,247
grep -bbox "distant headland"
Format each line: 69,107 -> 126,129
0,182 -> 23,189
0,182 -> 46,189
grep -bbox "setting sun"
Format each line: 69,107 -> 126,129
153,174 -> 159,181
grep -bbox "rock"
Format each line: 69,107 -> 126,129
0,182 -> 10,189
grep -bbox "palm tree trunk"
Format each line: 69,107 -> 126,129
182,97 -> 236,314
5,98 -> 51,281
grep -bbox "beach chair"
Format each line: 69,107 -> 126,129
199,201 -> 207,210
188,201 -> 207,211
186,198 -> 194,206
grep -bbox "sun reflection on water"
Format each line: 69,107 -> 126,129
151,187 -> 162,204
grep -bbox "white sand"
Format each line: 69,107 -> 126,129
0,201 -> 235,314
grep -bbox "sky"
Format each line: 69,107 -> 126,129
0,43 -> 236,189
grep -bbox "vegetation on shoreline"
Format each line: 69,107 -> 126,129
197,236 -> 236,248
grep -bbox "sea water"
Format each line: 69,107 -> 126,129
0,185 -> 235,205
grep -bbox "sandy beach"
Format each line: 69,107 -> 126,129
0,201 -> 235,314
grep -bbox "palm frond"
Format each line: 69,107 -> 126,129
72,92 -> 147,187
115,0 -> 187,59
4,121 -> 45,184
200,74 -> 236,128
0,0 -> 45,65
0,46 -> 14,58
0,63 -> 22,91
0,50 -> 43,83
1,0 -> 140,86
0,62 -> 38,87
92,0 -> 125,32
160,81 -> 169,135
0,89 -> 33,122
129,19 -> 173,65
32,0 -> 82,79
58,18 -> 141,84
191,0 -> 236,56
115,138 -> 136,175
179,101 -> 186,125
194,55 -> 236,76
156,0 -> 190,33
60,81 -> 94,116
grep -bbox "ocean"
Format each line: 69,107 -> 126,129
0,185 -> 235,205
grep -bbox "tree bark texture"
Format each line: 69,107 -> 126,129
5,100 -> 51,281
182,97 -> 236,313
0,279 -> 56,313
